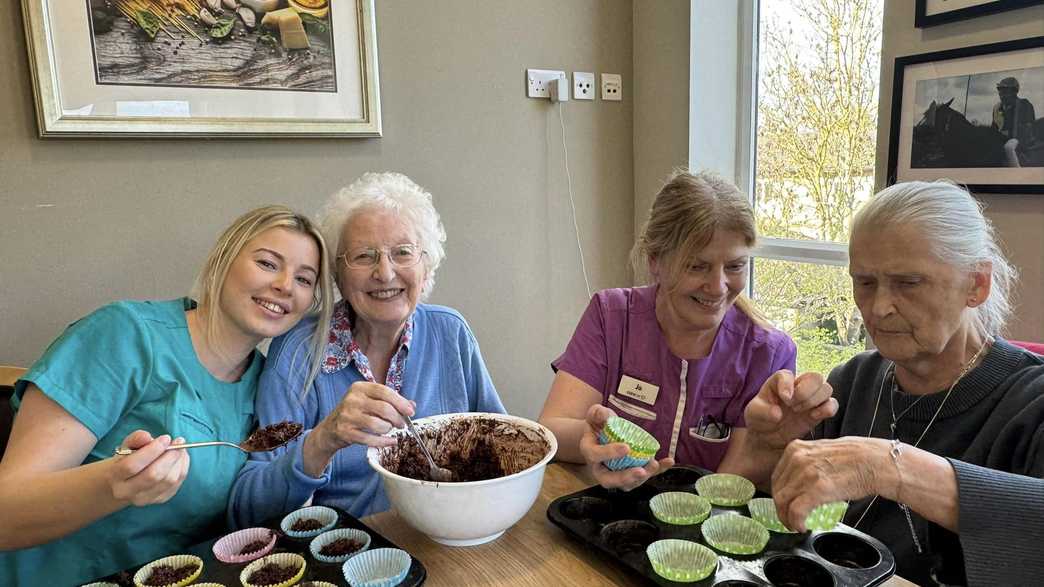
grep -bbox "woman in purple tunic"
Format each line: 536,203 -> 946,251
538,171 -> 796,490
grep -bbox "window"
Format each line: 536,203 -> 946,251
747,0 -> 884,373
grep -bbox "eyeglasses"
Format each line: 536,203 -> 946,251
340,243 -> 425,269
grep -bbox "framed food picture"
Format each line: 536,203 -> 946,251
20,0 -> 381,137
887,35 -> 1044,194
915,0 -> 1044,28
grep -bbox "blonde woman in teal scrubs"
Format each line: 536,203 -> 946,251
0,206 -> 334,585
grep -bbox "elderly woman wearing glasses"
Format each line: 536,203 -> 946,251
229,172 -> 505,523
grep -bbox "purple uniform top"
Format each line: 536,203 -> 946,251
552,286 -> 797,470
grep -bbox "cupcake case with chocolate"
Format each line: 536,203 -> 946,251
547,465 -> 895,587
90,506 -> 425,586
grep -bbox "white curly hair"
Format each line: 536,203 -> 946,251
317,172 -> 447,299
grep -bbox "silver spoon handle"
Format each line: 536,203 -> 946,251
114,440 -> 243,456
403,416 -> 439,466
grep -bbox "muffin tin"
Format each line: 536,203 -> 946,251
90,506 -> 425,586
547,465 -> 895,586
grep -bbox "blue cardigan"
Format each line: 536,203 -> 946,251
227,304 -> 505,527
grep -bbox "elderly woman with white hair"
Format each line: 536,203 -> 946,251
730,180 -> 1044,586
229,172 -> 505,522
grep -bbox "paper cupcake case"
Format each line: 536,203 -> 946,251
805,501 -> 849,532
132,554 -> 203,587
600,416 -> 660,452
647,539 -> 718,582
747,497 -> 798,534
342,548 -> 411,587
695,473 -> 756,507
649,491 -> 711,526
280,505 -> 339,539
547,464 -> 897,586
88,505 -> 426,587
597,417 -> 661,471
212,527 -> 278,563
309,527 -> 372,564
240,552 -> 306,587
701,514 -> 770,555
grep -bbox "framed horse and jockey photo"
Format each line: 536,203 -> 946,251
888,35 -> 1044,194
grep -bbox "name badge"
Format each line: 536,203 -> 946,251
617,374 -> 659,406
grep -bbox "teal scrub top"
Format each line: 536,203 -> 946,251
0,298 -> 261,586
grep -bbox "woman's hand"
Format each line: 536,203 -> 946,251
744,370 -> 838,451
310,381 -> 414,456
770,437 -> 893,532
579,404 -> 673,491
109,430 -> 190,507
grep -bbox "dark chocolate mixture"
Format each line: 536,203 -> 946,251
380,417 -> 550,482
247,562 -> 301,585
239,537 -> 271,555
241,421 -> 303,451
142,563 -> 200,586
319,537 -> 364,556
290,517 -> 324,532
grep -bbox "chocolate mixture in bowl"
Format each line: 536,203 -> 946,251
241,421 -> 303,452
380,417 -> 550,482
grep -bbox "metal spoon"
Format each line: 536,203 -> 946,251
403,414 -> 454,482
114,422 -> 303,456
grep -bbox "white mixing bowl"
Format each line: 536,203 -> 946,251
367,412 -> 558,546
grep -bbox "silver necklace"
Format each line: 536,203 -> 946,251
852,336 -> 993,553
889,376 -> 927,435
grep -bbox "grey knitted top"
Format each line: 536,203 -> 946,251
817,339 -> 1044,587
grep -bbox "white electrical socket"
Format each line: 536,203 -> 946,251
601,73 -> 622,101
573,72 -> 595,100
526,69 -> 566,99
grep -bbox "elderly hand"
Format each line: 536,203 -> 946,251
109,430 -> 190,507
770,437 -> 894,532
745,370 -> 838,451
311,381 -> 414,454
579,404 -> 673,491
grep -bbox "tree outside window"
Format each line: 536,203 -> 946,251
751,0 -> 884,374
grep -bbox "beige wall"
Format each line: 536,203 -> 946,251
0,1 -> 635,419
633,1 -> 690,251
878,0 -> 1044,341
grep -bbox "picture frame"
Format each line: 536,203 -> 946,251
21,0 -> 381,137
915,0 -> 1044,28
887,35 -> 1044,194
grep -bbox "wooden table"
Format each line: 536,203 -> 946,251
364,462 -> 919,586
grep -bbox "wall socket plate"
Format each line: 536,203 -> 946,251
526,68 -> 566,99
573,72 -> 595,100
601,73 -> 622,101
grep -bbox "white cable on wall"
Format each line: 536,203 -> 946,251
557,103 -> 593,300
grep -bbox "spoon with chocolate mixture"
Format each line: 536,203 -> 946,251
403,414 -> 454,482
114,421 -> 303,456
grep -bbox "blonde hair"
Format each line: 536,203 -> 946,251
631,170 -> 769,327
193,205 -> 334,393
